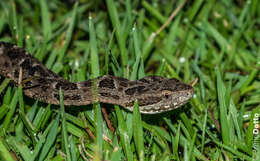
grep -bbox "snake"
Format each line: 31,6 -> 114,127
0,42 -> 194,114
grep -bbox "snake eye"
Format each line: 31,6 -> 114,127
162,90 -> 172,99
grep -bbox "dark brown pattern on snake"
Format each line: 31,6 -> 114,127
0,42 -> 194,114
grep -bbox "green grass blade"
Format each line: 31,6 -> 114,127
115,106 -> 133,161
30,120 -> 54,161
201,108 -> 208,153
57,2 -> 78,62
89,14 -> 100,78
240,68 -> 258,95
0,78 -> 10,94
40,0 -> 52,41
173,124 -> 181,161
89,13 -> 103,157
1,90 -> 18,136
187,132 -> 197,161
131,26 -> 145,80
70,137 -> 77,161
142,1 -> 167,24
0,138 -> 16,161
18,85 -> 24,114
216,67 -> 230,145
59,89 -> 72,161
106,0 -> 128,76
38,113 -> 60,161
7,136 -> 31,161
133,101 -> 145,161
19,110 -> 37,144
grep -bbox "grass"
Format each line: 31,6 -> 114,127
0,0 -> 260,160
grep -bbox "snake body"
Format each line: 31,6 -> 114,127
0,42 -> 193,114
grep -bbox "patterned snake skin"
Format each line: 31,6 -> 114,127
0,42 -> 194,114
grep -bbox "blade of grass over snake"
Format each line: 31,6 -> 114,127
89,14 -> 103,156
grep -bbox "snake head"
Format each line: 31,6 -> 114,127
123,77 -> 194,114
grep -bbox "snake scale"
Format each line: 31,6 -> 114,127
0,42 -> 193,114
